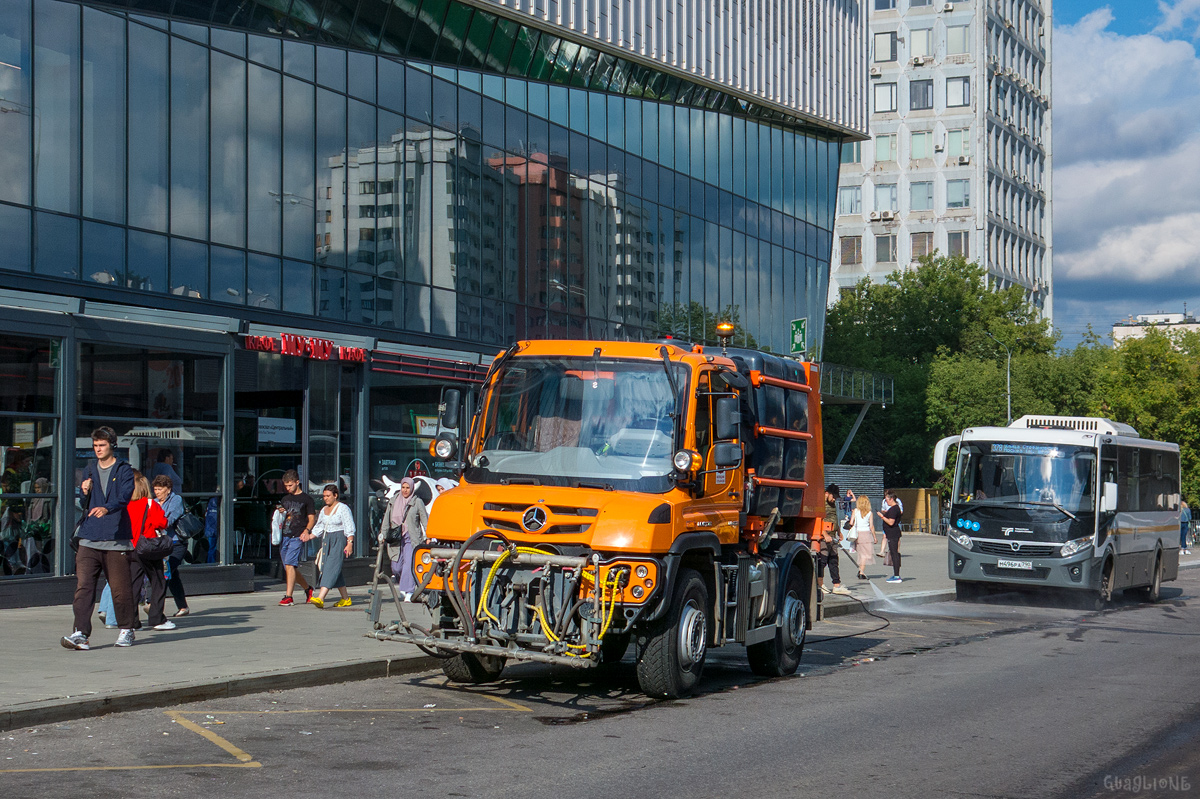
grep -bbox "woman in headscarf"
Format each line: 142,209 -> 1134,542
428,478 -> 457,510
380,477 -> 428,601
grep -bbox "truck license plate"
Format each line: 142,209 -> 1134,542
997,559 -> 1033,570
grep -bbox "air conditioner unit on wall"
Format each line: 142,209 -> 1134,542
869,66 -> 882,77
958,155 -> 971,165
913,56 -> 927,66
934,143 -> 945,152
880,210 -> 896,221
942,2 -> 954,11
869,211 -> 882,221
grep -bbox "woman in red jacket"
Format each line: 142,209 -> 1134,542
127,471 -> 174,633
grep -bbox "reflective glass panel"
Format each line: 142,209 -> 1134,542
128,22 -> 168,232
0,0 -> 31,205
33,0 -> 80,215
0,204 -> 31,273
210,52 -> 246,248
81,8 -> 125,224
82,221 -> 124,288
34,212 -> 78,279
170,37 -> 209,240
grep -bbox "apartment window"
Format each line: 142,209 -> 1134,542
840,141 -> 862,164
838,186 -> 863,215
874,82 -> 898,113
875,31 -> 898,62
948,231 -> 969,257
910,29 -> 933,58
947,76 -> 971,107
358,205 -> 375,219
359,228 -> 375,242
875,134 -> 896,162
377,180 -> 394,194
947,179 -> 971,208
359,181 -> 375,194
910,181 -> 933,211
910,0 -> 932,5
874,0 -> 896,9
841,236 -> 863,266
947,128 -> 970,157
947,25 -> 971,55
911,130 -> 932,159
876,234 -> 897,264
875,183 -> 898,212
912,232 -> 933,259
910,79 -> 934,111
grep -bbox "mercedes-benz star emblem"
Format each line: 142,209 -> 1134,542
522,506 -> 547,532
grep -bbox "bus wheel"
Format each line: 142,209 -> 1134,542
1093,559 -> 1115,610
747,568 -> 806,678
636,568 -> 708,698
442,653 -> 505,683
1137,552 -> 1163,603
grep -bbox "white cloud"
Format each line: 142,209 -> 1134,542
1052,10 -> 1200,288
1154,0 -> 1200,38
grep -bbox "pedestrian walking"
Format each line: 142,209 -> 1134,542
850,494 -> 877,580
1181,499 -> 1192,555
128,471 -> 174,631
277,469 -> 315,606
877,490 -> 903,583
153,475 -> 190,618
62,427 -> 137,651
381,477 -> 427,601
816,483 -> 849,595
310,484 -> 355,609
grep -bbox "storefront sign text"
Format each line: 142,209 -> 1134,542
242,334 -> 366,363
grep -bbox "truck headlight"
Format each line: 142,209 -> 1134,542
432,433 -> 456,459
1060,537 -> 1093,558
950,531 -> 973,550
673,449 -> 701,472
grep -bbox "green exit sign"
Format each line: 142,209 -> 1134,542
790,318 -> 807,355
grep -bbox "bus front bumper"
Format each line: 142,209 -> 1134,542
947,538 -> 1101,591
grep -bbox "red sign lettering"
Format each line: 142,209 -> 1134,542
243,335 -> 279,353
246,334 -> 362,362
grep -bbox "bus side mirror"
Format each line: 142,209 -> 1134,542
715,397 -> 740,441
713,441 -> 742,468
439,389 -> 461,430
1100,482 -> 1117,514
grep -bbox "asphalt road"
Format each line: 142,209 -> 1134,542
4,574 -> 1199,799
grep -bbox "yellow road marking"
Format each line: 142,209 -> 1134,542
189,706 -> 523,714
165,711 -> 256,763
479,693 -> 533,712
0,763 -> 261,774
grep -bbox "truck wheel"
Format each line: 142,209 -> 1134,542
441,653 -> 505,684
635,568 -> 708,698
1137,551 -> 1163,603
747,569 -> 806,678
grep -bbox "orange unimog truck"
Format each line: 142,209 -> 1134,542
367,332 -> 827,698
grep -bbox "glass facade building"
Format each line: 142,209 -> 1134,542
0,0 -> 860,601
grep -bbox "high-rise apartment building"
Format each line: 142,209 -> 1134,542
831,0 -> 1052,319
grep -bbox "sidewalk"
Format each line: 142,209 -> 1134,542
3,536 -> 1193,731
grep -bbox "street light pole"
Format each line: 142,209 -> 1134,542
985,331 -> 1012,425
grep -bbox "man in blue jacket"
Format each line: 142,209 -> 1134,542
62,427 -> 137,650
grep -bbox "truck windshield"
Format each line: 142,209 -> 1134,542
467,356 -> 686,492
953,442 -> 1097,514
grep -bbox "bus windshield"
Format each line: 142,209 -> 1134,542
467,356 -> 686,492
953,442 -> 1097,514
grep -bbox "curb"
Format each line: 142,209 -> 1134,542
0,653 -> 441,734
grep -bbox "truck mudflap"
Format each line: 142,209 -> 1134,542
365,530 -> 655,669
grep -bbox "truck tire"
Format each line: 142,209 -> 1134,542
747,568 -> 806,678
635,568 -> 708,698
441,653 -> 505,684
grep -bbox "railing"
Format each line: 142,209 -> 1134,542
818,362 -> 895,405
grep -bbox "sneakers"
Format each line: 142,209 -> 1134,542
335,598 -> 352,608
115,629 -> 135,647
886,576 -> 903,584
61,632 -> 90,651
310,596 -> 325,609
153,620 -> 177,631
819,585 -> 832,595
173,607 -> 190,617
279,596 -> 295,606
305,587 -> 314,604
832,585 -> 852,595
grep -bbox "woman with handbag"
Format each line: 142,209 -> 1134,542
127,471 -> 175,631
380,477 -> 427,601
309,484 -> 355,609
850,495 -> 877,580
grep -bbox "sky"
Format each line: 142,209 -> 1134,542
1050,1 -> 1200,346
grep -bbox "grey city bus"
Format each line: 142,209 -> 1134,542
934,416 -> 1181,605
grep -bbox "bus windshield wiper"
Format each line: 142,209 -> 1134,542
1022,500 -> 1077,520
960,498 -> 1078,520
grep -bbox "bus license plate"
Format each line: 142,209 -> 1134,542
997,559 -> 1033,570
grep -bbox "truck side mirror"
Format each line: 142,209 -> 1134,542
713,441 -> 741,468
439,389 -> 461,430
714,396 -> 740,441
1100,482 -> 1117,514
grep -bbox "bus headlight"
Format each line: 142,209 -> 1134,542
1060,537 -> 1093,558
950,531 -> 973,550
